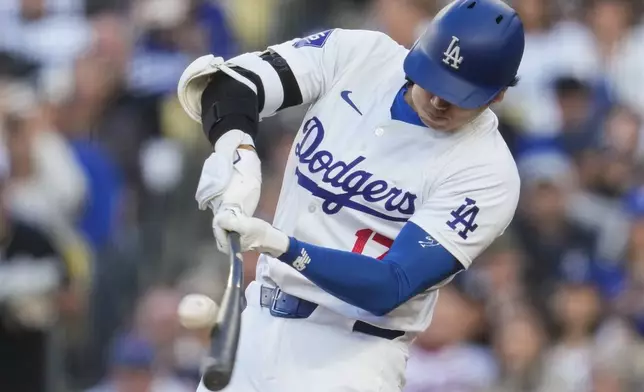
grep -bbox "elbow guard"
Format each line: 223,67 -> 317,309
200,70 -> 260,147
179,50 -> 303,148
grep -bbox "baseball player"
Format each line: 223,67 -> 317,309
177,0 -> 524,391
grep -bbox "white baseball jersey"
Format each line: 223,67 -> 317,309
227,29 -> 520,333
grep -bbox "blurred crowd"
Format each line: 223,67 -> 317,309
1,0 -> 644,391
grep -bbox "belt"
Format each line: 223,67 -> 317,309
260,286 -> 405,340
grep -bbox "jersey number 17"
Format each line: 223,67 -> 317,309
351,229 -> 393,260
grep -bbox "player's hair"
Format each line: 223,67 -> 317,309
508,76 -> 520,88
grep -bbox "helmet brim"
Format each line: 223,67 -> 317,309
403,47 -> 505,110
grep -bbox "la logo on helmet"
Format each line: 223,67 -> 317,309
442,36 -> 464,70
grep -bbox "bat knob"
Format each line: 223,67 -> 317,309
202,361 -> 234,391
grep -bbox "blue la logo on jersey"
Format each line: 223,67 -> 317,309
294,117 -> 417,222
446,198 -> 479,239
293,29 -> 334,49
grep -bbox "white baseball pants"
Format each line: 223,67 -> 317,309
196,281 -> 410,392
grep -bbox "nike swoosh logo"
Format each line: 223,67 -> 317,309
340,90 -> 362,115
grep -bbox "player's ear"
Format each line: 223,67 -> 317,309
492,89 -> 507,104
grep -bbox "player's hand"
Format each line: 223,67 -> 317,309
214,209 -> 289,258
195,131 -> 262,252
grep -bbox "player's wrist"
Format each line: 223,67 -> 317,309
237,144 -> 256,152
259,227 -> 290,258
277,237 -> 301,264
213,130 -> 255,154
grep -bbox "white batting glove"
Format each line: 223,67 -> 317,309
195,131 -> 262,252
195,130 -> 261,213
214,209 -> 290,258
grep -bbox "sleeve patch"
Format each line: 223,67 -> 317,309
293,29 -> 334,49
446,197 -> 479,240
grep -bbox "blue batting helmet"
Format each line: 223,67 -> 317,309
403,0 -> 525,109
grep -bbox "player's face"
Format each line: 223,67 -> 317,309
407,84 -> 505,132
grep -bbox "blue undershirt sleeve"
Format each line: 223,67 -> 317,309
277,221 -> 464,316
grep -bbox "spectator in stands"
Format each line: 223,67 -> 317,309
567,104 -> 641,262
608,187 -> 644,337
592,317 -> 644,391
609,11 -> 644,118
133,287 -> 185,372
464,235 -> 530,322
586,0 -> 635,70
497,0 -> 561,134
591,105 -> 641,199
0,134 -> 77,391
85,334 -> 191,392
0,0 -> 92,84
372,0 -> 438,48
404,287 -> 495,392
1,79 -> 88,250
552,76 -> 599,157
513,150 -> 598,316
505,75 -> 600,162
487,308 -> 549,392
539,277 -> 603,392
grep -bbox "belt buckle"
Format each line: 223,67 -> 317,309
269,287 -> 292,317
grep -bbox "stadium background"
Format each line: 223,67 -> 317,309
1,0 -> 644,391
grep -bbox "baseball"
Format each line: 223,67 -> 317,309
178,294 -> 219,329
